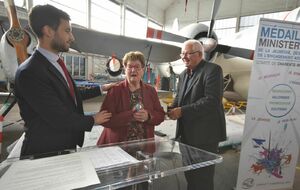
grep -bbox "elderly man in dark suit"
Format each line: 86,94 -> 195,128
168,39 -> 226,190
14,5 -> 112,157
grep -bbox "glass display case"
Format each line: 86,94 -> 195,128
0,138 -> 223,190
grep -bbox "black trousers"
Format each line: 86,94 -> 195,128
181,143 -> 219,190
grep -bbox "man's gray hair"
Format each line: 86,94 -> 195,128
183,39 -> 204,54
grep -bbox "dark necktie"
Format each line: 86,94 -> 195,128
57,58 -> 75,100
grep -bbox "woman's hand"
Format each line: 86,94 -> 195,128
133,109 -> 149,123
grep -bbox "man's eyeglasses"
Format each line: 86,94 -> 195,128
180,51 -> 201,58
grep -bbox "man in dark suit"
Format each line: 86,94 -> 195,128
14,5 -> 112,157
168,39 -> 226,190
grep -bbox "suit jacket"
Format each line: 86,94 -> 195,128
97,80 -> 165,145
14,50 -> 94,156
171,60 -> 226,148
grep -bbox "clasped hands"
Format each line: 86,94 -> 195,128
133,108 -> 149,123
92,108 -> 149,125
167,107 -> 182,120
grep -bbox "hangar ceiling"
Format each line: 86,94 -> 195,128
122,0 -> 300,29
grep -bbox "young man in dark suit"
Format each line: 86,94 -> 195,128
168,39 -> 226,190
14,5 -> 112,157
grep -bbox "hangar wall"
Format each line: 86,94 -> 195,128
118,0 -> 165,25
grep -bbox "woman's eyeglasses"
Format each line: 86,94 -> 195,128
126,65 -> 143,71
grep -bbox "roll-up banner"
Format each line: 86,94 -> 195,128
236,18 -> 300,190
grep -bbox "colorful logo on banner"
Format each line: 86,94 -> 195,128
250,129 -> 292,179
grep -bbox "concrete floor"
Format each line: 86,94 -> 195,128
0,96 -> 299,190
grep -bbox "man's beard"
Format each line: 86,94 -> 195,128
51,37 -> 69,52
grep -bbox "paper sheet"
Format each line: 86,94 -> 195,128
0,152 -> 100,190
82,125 -> 104,148
84,146 -> 139,170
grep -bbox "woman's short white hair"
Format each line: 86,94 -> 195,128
183,39 -> 204,54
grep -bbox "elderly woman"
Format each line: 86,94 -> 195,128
97,51 -> 165,145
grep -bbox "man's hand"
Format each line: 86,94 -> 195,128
101,82 -> 117,91
167,107 -> 182,120
93,110 -> 112,125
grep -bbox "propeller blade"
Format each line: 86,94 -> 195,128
4,0 -> 21,28
4,0 -> 28,64
207,0 -> 221,38
215,44 -> 254,60
71,26 -> 181,63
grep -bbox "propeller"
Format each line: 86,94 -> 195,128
4,0 -> 29,64
207,0 -> 221,39
203,0 -> 255,59
203,0 -> 221,59
144,1 -> 255,65
0,0 -> 30,117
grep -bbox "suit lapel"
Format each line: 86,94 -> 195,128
47,61 -> 76,103
181,60 -> 205,102
48,65 -> 69,91
35,51 -> 77,107
34,51 -> 70,92
183,73 -> 198,97
178,72 -> 188,105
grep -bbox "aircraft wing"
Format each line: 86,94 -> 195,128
1,17 -> 182,63
71,25 -> 181,63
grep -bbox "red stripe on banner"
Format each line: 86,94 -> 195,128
0,116 -> 3,122
146,27 -> 154,38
